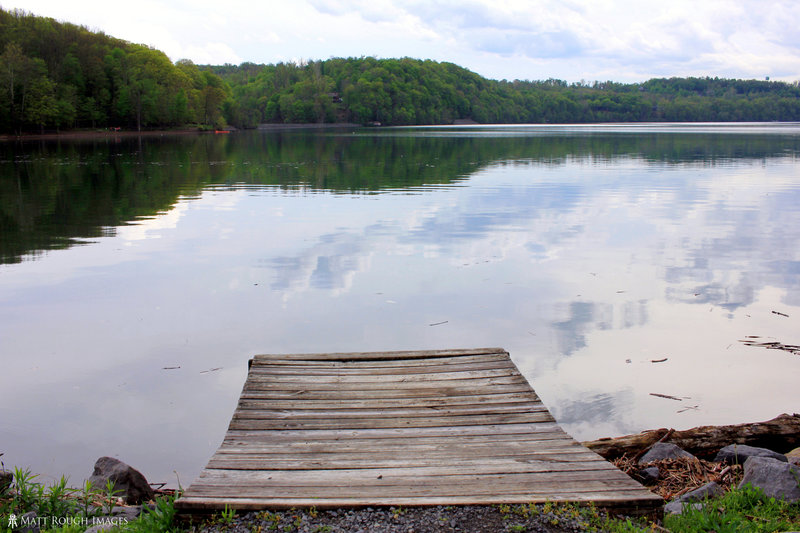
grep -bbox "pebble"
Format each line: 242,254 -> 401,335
194,504 -> 610,532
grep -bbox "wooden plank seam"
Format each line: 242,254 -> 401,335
176,348 -> 662,516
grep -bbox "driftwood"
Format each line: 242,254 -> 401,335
583,413 -> 800,460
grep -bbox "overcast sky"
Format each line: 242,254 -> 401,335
4,0 -> 800,83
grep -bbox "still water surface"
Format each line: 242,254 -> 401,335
1,124 -> 799,487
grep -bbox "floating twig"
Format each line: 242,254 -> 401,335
650,393 -> 684,401
428,320 -> 449,326
772,310 -> 790,317
162,366 -> 180,370
651,358 -> 668,363
739,338 -> 800,355
200,367 -> 222,374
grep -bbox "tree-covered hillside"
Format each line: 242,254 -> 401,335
2,7 -> 800,134
0,8 -> 229,134
209,57 -> 800,128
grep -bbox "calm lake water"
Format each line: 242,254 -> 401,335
1,123 -> 799,488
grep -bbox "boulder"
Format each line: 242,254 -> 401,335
715,444 -> 787,464
638,442 -> 696,464
88,457 -> 154,504
738,456 -> 800,502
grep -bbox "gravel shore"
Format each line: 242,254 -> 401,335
194,504 -> 609,532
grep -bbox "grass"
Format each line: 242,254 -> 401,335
3,464 -> 800,532
498,500 -> 656,532
663,483 -> 800,533
0,465 -> 179,533
494,485 -> 800,532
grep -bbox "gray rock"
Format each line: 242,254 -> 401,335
638,442 -> 696,464
663,481 -> 723,515
680,481 -> 724,502
715,444 -> 787,464
664,501 -> 705,515
111,505 -> 143,521
16,511 -> 40,533
636,466 -> 660,484
739,456 -> 800,502
88,456 -> 154,504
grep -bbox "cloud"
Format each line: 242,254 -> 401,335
5,0 -> 800,81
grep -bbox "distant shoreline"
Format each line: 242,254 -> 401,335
257,122 -> 362,130
0,124 -> 368,142
0,128 -> 210,142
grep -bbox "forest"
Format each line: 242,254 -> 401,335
212,58 -> 800,127
0,8 -> 228,134
2,7 -> 800,134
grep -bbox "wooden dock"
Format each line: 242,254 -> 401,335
176,348 -> 662,516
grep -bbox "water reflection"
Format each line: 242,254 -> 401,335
1,125 -> 799,488
3,127 -> 799,264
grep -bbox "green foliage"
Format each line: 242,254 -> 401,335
122,493 -> 179,533
664,484 -> 800,533
0,464 -> 181,533
3,7 -> 799,132
0,7 -> 229,133
209,57 -> 800,128
215,503 -> 236,525
498,501 -> 655,532
3,127 -> 798,267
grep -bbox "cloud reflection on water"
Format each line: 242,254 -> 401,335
2,127 -> 799,487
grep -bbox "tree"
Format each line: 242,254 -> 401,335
0,43 -> 40,133
25,76 -> 59,132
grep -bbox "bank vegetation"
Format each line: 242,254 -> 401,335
3,8 -> 800,135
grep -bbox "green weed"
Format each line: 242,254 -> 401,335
664,483 -> 800,533
123,493 -> 179,532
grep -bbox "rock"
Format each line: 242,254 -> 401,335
636,466 -> 660,484
786,446 -> 800,466
738,456 -> 800,502
715,443 -> 787,464
17,511 -> 40,533
111,505 -> 143,521
664,501 -> 705,515
0,470 -> 12,495
663,481 -> 723,515
88,456 -> 154,504
638,442 -> 696,464
681,481 -> 724,502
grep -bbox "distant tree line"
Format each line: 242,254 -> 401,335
0,8 -> 229,134
3,8 -> 800,134
210,57 -> 800,128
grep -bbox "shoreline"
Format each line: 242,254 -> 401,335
0,123 -> 364,142
3,416 -> 799,532
0,128 -> 212,143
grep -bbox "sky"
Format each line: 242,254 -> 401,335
3,0 -> 800,83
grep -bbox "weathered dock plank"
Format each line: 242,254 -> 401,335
176,348 -> 662,516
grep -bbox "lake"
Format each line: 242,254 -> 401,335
1,123 -> 799,488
